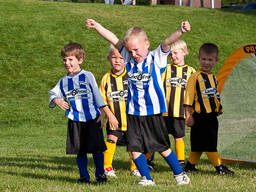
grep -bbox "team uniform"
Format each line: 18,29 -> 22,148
120,44 -> 170,153
100,68 -> 128,133
184,70 -> 222,152
49,69 -> 107,154
162,64 -> 195,138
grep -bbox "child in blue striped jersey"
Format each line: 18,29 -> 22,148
49,42 -> 109,184
86,19 -> 191,186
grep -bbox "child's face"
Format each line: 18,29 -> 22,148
169,48 -> 186,66
108,49 -> 125,74
124,37 -> 150,63
63,55 -> 83,76
198,52 -> 218,73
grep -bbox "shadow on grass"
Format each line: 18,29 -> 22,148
219,8 -> 256,16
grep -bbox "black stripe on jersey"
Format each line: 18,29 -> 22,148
201,73 -> 217,112
196,79 -> 206,113
213,75 -> 222,112
179,67 -> 187,117
168,65 -> 176,117
110,75 -> 122,127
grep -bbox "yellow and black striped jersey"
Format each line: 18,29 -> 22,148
162,64 -> 196,118
184,70 -> 223,115
100,69 -> 128,131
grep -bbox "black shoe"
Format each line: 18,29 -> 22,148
77,177 -> 90,184
96,174 -> 107,183
184,161 -> 198,172
215,164 -> 234,175
147,160 -> 155,171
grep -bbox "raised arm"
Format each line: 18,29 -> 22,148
86,19 -> 123,51
162,21 -> 190,52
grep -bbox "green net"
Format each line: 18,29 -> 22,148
218,54 -> 256,162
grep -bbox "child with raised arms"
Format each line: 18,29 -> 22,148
86,19 -> 191,186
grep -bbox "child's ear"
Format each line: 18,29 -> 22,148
145,40 -> 150,49
78,58 -> 84,65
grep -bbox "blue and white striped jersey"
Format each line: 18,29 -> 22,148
49,70 -> 105,122
120,44 -> 170,116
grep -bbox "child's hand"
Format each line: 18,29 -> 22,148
180,21 -> 191,33
97,113 -> 105,128
54,98 -> 70,111
185,115 -> 194,127
85,19 -> 98,29
108,113 -> 119,130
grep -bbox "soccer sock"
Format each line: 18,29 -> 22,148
175,139 -> 185,163
164,151 -> 183,175
205,152 -> 222,167
93,152 -> 105,178
128,152 -> 137,172
76,154 -> 90,180
188,151 -> 202,165
104,141 -> 116,169
133,154 -> 152,180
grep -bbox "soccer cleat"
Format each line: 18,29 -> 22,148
96,174 -> 107,183
131,168 -> 141,177
179,161 -> 186,168
138,176 -> 155,186
184,161 -> 198,172
147,160 -> 155,171
174,172 -> 190,185
215,164 -> 234,175
77,177 -> 90,184
104,167 -> 117,178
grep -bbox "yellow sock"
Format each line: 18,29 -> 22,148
206,152 -> 222,167
104,141 -> 116,169
188,151 -> 202,165
175,139 -> 185,162
128,152 -> 137,172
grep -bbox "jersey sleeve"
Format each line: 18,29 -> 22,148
152,44 -> 170,73
49,80 -> 64,108
184,73 -> 196,106
99,73 -> 108,106
87,72 -> 106,108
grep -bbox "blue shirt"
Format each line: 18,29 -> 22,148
120,44 -> 170,116
49,70 -> 105,122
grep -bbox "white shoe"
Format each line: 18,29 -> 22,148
138,176 -> 155,186
104,167 -> 117,178
174,172 -> 190,185
131,168 -> 141,177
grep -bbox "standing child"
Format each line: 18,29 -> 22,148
100,44 -> 141,177
49,42 -> 108,184
86,18 -> 191,186
162,40 -> 195,167
184,43 -> 234,175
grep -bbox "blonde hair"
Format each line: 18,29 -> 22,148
171,40 -> 189,55
61,42 -> 85,61
108,44 -> 118,56
123,27 -> 148,44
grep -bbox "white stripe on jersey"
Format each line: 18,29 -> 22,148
49,70 -> 105,122
121,44 -> 170,116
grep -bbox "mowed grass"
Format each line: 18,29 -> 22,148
0,0 -> 256,191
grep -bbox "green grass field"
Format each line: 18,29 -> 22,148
0,0 -> 256,191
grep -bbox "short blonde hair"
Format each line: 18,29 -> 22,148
171,40 -> 188,55
108,44 -> 118,56
123,27 -> 148,44
61,42 -> 85,61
